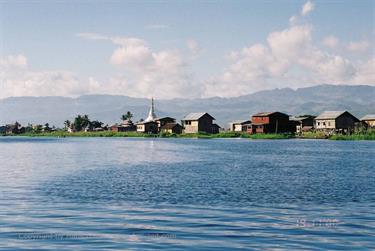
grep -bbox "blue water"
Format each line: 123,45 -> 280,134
0,137 -> 374,250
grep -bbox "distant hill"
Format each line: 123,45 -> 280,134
1,84 -> 374,128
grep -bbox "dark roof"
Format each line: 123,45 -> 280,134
161,123 -> 182,130
182,112 -> 215,120
253,112 -> 274,116
212,123 -> 221,128
252,111 -> 288,117
154,117 -> 175,122
290,116 -> 315,121
231,120 -> 251,125
135,121 -> 157,125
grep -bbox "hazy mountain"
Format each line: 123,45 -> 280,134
1,84 -> 374,128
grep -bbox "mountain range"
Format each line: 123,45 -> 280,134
1,84 -> 374,128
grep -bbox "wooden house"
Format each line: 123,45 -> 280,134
212,124 -> 221,134
182,112 -> 218,134
290,115 -> 315,133
154,117 -> 176,132
315,111 -> 359,133
111,119 -> 136,132
229,120 -> 252,132
250,112 -> 294,134
361,115 -> 375,128
136,121 -> 158,134
160,123 -> 183,134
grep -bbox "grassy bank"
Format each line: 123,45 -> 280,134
301,129 -> 375,140
5,130 -> 374,140
19,131 -> 156,138
175,132 -> 294,139
6,130 -> 294,139
329,131 -> 375,140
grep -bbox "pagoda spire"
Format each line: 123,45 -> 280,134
145,97 -> 157,122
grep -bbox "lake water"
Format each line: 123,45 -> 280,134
0,137 -> 374,250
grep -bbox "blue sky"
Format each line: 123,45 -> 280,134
0,0 -> 374,99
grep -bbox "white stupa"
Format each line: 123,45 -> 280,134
145,97 -> 157,122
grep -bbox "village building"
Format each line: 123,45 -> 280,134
111,119 -> 136,132
315,111 -> 359,133
250,112 -> 294,134
136,121 -> 158,134
0,126 -> 6,134
290,115 -> 315,134
229,120 -> 252,132
182,112 -> 219,134
160,123 -> 183,134
136,97 -> 159,134
361,115 -> 375,128
154,117 -> 176,132
145,97 -> 157,122
4,122 -> 25,135
212,123 -> 221,134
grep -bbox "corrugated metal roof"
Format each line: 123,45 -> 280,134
182,112 -> 214,120
230,120 -> 251,125
135,121 -> 157,125
361,114 -> 375,120
253,112 -> 275,116
290,116 -> 314,121
154,117 -> 175,121
315,111 -> 346,120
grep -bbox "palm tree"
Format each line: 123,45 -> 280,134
121,111 -> 133,121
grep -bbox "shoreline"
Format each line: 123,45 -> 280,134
1,131 -> 374,140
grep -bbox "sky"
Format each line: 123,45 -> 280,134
0,0 -> 374,99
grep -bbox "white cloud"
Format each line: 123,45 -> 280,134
0,54 -> 27,68
187,39 -> 202,57
351,58 -> 375,83
347,40 -> 370,52
78,33 -> 201,99
289,15 -> 298,24
110,43 -> 153,69
2,0 -> 372,100
205,22 -> 370,97
203,0 -> 374,97
301,1 -> 314,16
0,54 -> 96,99
76,32 -> 108,41
322,35 -> 339,48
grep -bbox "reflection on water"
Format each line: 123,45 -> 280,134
0,137 -> 374,250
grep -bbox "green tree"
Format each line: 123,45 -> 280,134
90,120 -> 103,129
73,115 -> 84,131
121,111 -> 133,121
64,120 -> 71,130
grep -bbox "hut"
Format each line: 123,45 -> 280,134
182,112 -> 218,134
229,120 -> 252,132
160,123 -> 183,134
250,112 -> 294,134
361,115 -> 375,128
315,111 -> 359,133
136,121 -> 158,134
290,115 -> 316,133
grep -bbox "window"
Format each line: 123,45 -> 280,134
185,121 -> 191,125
